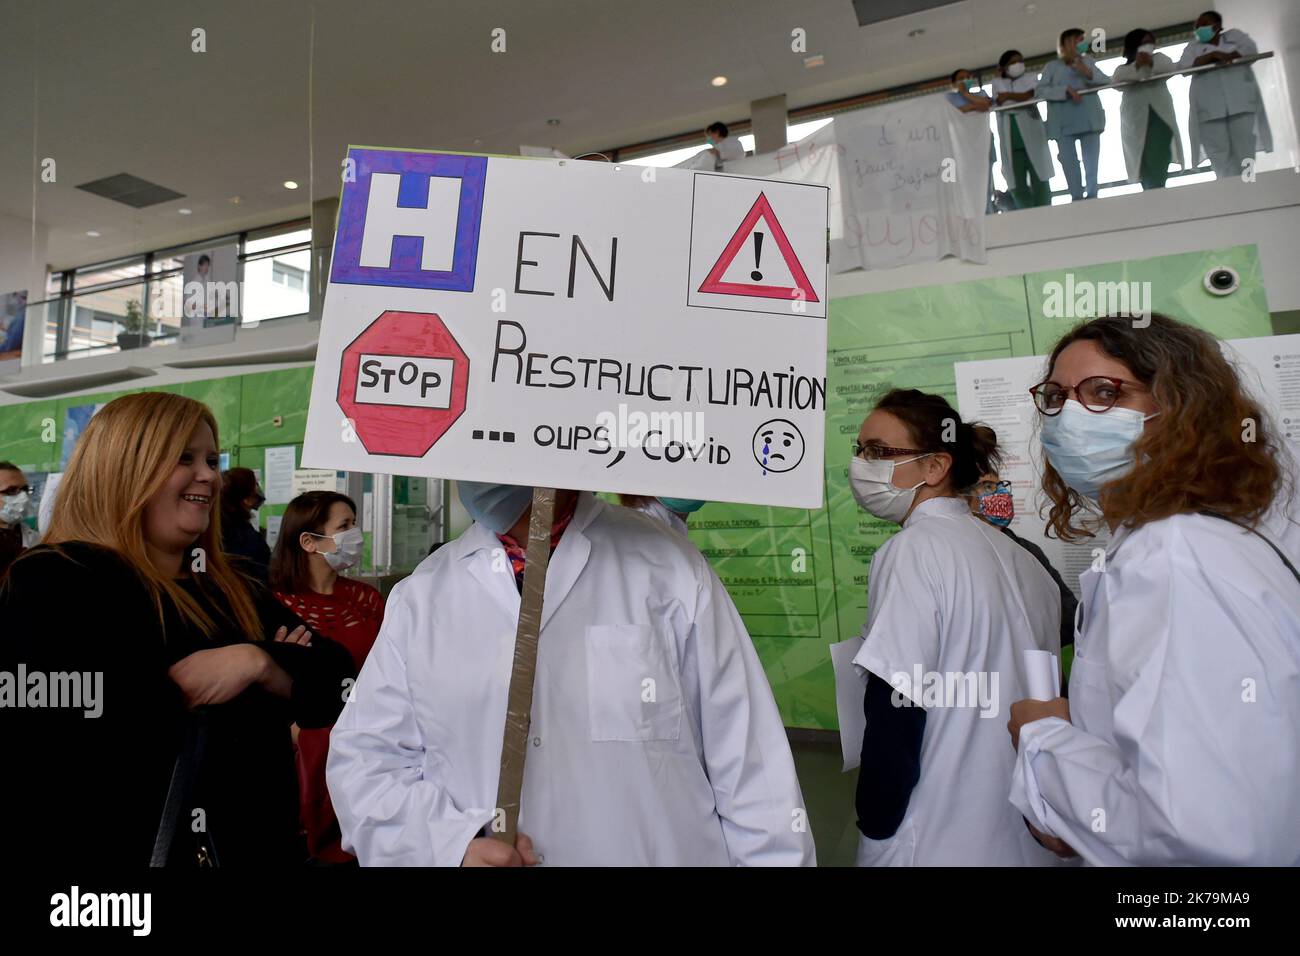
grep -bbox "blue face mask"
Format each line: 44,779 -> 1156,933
657,496 -> 707,515
1195,25 -> 1216,43
1040,400 -> 1158,501
458,481 -> 533,534
1075,39 -> 1090,55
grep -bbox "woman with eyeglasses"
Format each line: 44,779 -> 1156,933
847,389 -> 1063,866
1008,313 -> 1300,864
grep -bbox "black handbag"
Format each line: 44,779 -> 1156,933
150,713 -> 221,867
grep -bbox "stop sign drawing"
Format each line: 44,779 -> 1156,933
337,310 -> 469,457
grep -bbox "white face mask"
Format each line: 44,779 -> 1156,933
1137,43 -> 1156,56
848,454 -> 932,524
1007,62 -> 1026,78
1,490 -> 29,525
308,525 -> 364,571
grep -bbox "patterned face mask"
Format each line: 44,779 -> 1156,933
977,490 -> 1015,527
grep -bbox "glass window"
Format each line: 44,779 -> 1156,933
73,256 -> 146,291
243,225 -> 311,323
272,261 -> 306,291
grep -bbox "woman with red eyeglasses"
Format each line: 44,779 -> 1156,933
1008,313 -> 1300,865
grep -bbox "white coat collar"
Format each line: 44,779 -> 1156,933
902,495 -> 971,529
461,491 -> 601,630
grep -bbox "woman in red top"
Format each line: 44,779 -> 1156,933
269,491 -> 384,864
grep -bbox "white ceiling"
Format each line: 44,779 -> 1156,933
0,0 -> 1206,271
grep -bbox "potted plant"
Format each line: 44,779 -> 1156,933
116,299 -> 151,350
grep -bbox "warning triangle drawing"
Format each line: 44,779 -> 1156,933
697,192 -> 819,302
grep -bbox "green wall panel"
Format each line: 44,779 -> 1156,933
0,399 -> 60,472
1025,244 -> 1272,349
238,367 -> 314,447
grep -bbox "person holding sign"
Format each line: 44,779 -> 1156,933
1008,313 -> 1300,864
847,389 -> 1062,866
1038,28 -> 1109,201
326,482 -> 814,866
1178,10 -> 1271,180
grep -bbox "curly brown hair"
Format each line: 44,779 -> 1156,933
1040,314 -> 1288,540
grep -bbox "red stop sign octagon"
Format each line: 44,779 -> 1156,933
337,310 -> 469,457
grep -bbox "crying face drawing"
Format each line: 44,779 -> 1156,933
752,419 -> 805,475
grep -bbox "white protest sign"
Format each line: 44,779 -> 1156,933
832,94 -> 989,269
303,148 -> 829,509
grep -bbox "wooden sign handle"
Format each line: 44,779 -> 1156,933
491,487 -> 556,845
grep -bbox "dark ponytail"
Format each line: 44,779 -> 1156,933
873,389 -> 1001,492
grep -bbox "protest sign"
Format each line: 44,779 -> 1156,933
303,147 -> 829,510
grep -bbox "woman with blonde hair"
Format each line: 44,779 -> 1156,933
0,391 -> 355,866
1008,313 -> 1300,864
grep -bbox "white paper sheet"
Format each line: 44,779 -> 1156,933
263,446 -> 296,504
830,636 -> 867,772
1022,648 -> 1061,701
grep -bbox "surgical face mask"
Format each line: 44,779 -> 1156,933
657,496 -> 707,515
1137,43 -> 1156,56
1194,25 -> 1216,43
1,490 -> 29,524
848,454 -> 931,524
1007,62 -> 1026,78
977,491 -> 1015,527
962,78 -> 976,90
1075,39 -> 1090,55
1040,399 -> 1158,501
309,526 -> 364,571
458,481 -> 532,534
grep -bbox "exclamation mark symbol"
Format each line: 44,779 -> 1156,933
750,232 -> 764,282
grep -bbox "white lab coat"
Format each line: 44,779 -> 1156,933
632,498 -> 688,535
852,496 -> 1063,866
1178,29 -> 1272,165
1010,498 -> 1300,865
1112,53 -> 1186,181
326,492 -> 815,866
991,73 -> 1054,182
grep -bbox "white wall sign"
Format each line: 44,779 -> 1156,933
303,148 -> 830,509
292,468 -> 342,496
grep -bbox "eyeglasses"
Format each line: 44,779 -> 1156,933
0,484 -> 32,497
1028,376 -> 1147,416
973,479 -> 1011,495
852,440 -> 927,461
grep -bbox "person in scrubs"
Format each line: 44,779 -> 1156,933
992,50 -> 1054,210
1178,10 -> 1271,179
1038,28 -> 1109,201
1008,313 -> 1300,865
326,483 -> 815,866
849,389 -> 1062,866
1113,29 -> 1184,190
